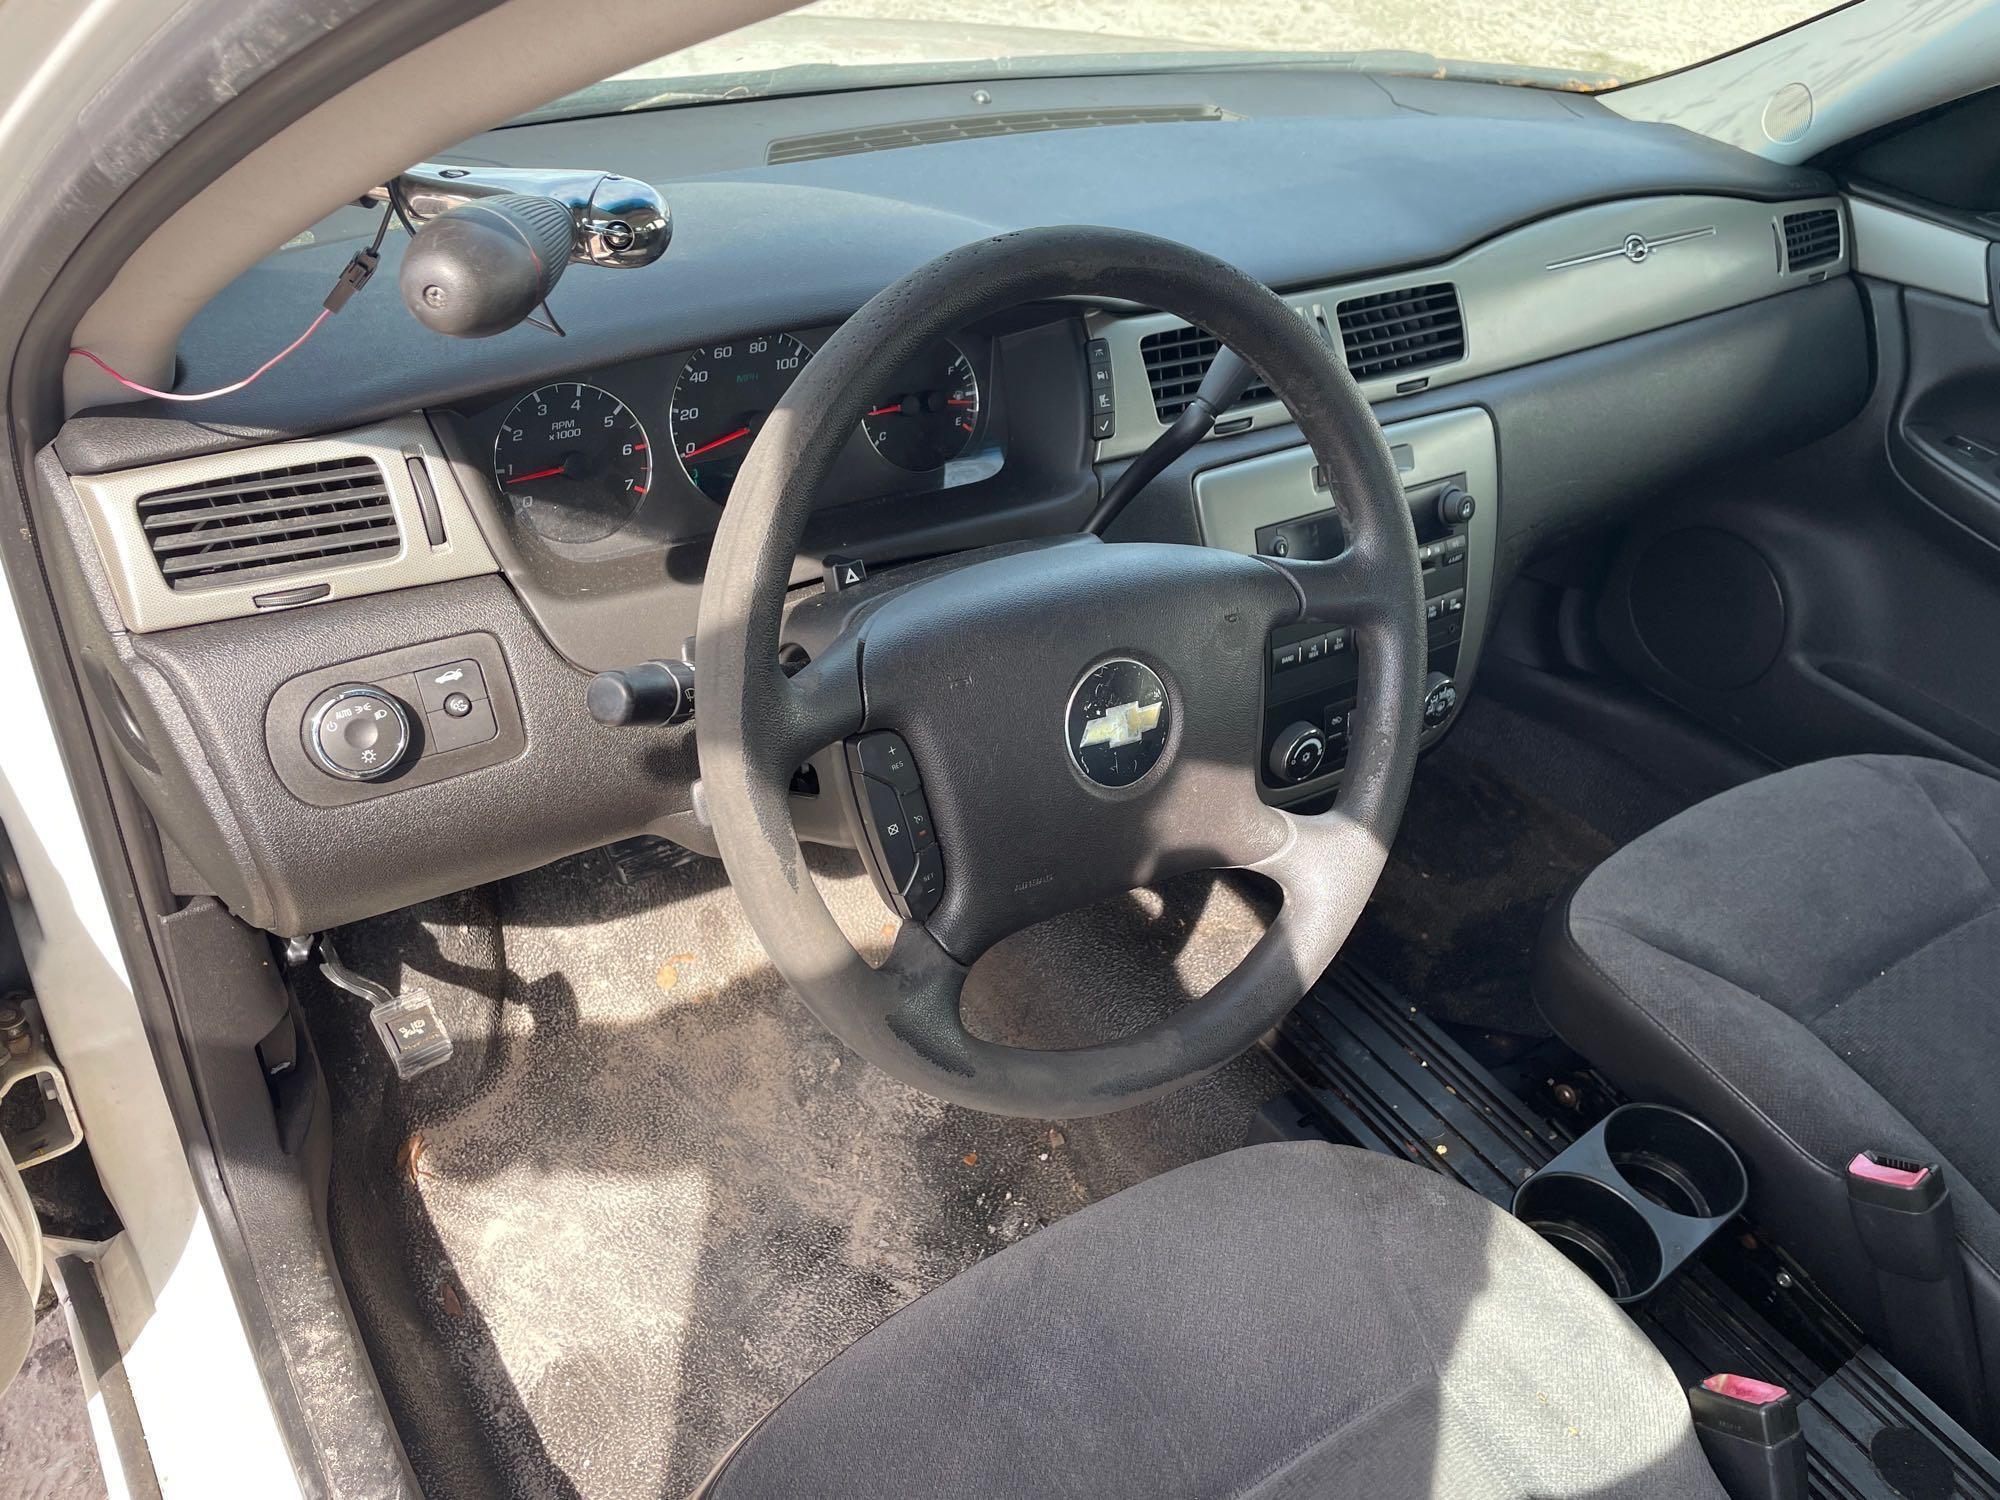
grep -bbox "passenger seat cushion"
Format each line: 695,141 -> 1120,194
705,1143 -> 1723,1499
1537,754 -> 2000,1284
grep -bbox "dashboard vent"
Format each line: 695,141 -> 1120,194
136,455 -> 400,591
768,104 -> 1232,164
1781,208 -> 1842,272
1333,284 -> 1465,382
1139,326 -> 1276,422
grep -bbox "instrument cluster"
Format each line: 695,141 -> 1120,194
473,325 -> 998,552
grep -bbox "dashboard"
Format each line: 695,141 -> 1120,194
39,66 -> 1875,938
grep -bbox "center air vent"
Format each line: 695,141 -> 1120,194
1139,326 -> 1277,422
768,104 -> 1233,164
1781,208 -> 1842,272
137,455 -> 400,592
1334,284 -> 1465,382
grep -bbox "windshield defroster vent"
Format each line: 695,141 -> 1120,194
768,104 -> 1234,164
1781,208 -> 1842,272
137,455 -> 401,591
1333,284 -> 1465,382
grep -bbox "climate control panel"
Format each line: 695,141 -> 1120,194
1191,407 -> 1500,807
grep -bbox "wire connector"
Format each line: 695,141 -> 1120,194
324,247 -> 381,313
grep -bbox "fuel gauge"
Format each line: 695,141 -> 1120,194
861,340 -> 981,472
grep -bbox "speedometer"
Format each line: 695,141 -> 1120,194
492,383 -> 651,544
669,333 -> 813,503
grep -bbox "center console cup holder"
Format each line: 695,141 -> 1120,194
1513,1103 -> 1748,1304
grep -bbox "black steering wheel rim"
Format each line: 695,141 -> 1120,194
696,225 -> 1424,1118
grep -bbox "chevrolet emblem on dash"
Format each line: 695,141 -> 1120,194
1067,660 -> 1170,788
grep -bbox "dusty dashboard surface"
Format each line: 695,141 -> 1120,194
42,68 -> 1867,937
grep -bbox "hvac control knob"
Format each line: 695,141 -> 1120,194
1269,721 -> 1328,785
1422,672 -> 1459,730
1436,486 -> 1477,527
307,685 -> 412,781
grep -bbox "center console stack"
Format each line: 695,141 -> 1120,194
1192,407 -> 1499,804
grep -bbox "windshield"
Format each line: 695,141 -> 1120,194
517,0 -> 1844,124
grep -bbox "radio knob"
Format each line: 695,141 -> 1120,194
1423,672 -> 1459,730
1269,721 -> 1328,785
1436,486 -> 1477,527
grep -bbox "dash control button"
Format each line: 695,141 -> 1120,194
308,686 -> 411,781
417,659 -> 487,714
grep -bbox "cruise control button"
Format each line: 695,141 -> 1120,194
900,787 -> 934,850
862,775 -> 919,891
904,847 -> 945,920
417,660 -> 487,714
851,731 -> 921,794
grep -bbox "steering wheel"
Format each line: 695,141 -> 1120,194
695,226 -> 1424,1118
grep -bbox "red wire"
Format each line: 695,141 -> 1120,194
68,309 -> 331,402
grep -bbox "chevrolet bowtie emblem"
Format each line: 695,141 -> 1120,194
1544,225 -> 1715,272
1076,699 -> 1163,751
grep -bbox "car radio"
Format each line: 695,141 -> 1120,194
1192,407 -> 1498,806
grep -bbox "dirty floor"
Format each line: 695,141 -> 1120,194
309,849 -> 1281,1499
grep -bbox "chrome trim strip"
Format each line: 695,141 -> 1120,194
1545,225 -> 1717,271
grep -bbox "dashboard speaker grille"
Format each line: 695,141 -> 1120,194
1781,208 -> 1842,272
1333,283 -> 1465,382
1139,325 -> 1276,422
769,104 -> 1232,164
137,455 -> 400,591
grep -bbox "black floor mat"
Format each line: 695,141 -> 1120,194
1345,696 -> 1694,1037
305,850 -> 1282,1499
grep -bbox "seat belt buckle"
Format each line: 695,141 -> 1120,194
1845,1150 -> 1988,1436
1687,1373 -> 1806,1500
1846,1151 -> 1955,1281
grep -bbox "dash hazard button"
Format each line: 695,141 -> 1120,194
823,554 -> 867,592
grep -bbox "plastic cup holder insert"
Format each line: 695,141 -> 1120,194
1512,1103 -> 1748,1304
1602,1105 -> 1748,1221
1513,1173 -> 1664,1301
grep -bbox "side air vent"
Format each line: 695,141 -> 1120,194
768,104 -> 1232,164
1139,325 -> 1277,422
1781,208 -> 1842,272
137,455 -> 400,591
1333,284 -> 1465,382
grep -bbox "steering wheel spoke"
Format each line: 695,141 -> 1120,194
1263,546 -> 1400,628
769,630 -> 867,770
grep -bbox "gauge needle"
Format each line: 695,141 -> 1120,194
866,405 -> 902,417
681,426 -> 752,460
505,466 -> 567,485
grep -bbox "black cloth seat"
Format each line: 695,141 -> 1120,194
703,1142 -> 1723,1498
1537,754 -> 2000,1413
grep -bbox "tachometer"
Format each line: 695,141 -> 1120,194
669,333 -> 813,502
862,340 -> 981,472
492,383 -> 651,544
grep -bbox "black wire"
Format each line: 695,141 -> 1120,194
386,179 -> 418,239
366,200 -> 394,254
